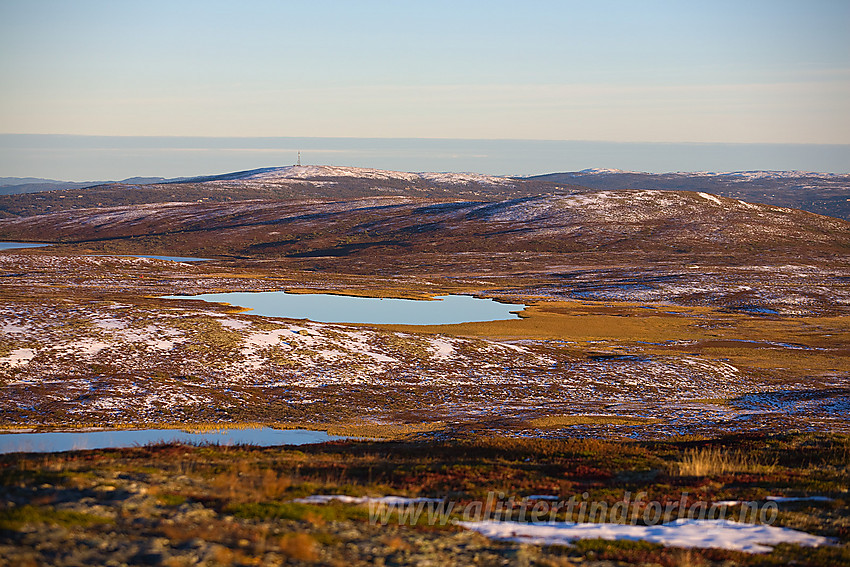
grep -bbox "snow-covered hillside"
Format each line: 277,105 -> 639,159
528,169 -> 850,220
565,169 -> 846,180
195,165 -> 515,186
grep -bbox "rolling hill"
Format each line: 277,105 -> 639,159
1,190 -> 846,261
530,169 -> 850,220
2,166 -> 848,315
0,166 -> 585,218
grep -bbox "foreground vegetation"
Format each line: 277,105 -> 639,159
1,433 -> 847,566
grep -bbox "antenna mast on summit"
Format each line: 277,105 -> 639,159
297,151 -> 301,167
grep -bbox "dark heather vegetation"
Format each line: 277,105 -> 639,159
0,433 -> 847,566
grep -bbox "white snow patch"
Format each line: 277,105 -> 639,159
0,348 -> 36,367
218,318 -> 250,330
698,192 -> 723,205
243,329 -> 291,348
577,168 -> 640,174
491,342 -> 531,353
293,495 -> 442,505
315,349 -> 344,361
92,318 -> 127,330
717,170 -> 843,180
430,338 -> 455,360
59,340 -> 110,356
766,496 -> 835,503
458,519 -> 832,553
330,330 -> 398,363
0,323 -> 29,334
360,350 -> 397,364
145,339 -> 176,350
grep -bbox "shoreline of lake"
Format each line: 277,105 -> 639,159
162,291 -> 527,325
0,426 -> 350,454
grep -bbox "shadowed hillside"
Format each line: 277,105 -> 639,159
0,166 -> 587,219
531,170 -> 850,220
2,190 -> 846,262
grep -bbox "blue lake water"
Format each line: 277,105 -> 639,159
0,427 -> 347,454
162,292 -> 526,325
0,242 -> 51,251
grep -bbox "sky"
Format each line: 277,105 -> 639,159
1,0 -> 849,178
2,135 -> 849,180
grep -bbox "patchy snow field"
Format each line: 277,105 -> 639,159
294,495 -> 443,505
1,285 -> 846,436
458,519 -> 832,553
0,240 -> 847,435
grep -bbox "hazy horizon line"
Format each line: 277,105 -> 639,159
3,133 -> 850,147
3,134 -> 849,180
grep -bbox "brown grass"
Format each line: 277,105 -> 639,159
381,535 -> 411,552
208,462 -> 292,502
377,300 -> 849,376
279,533 -> 320,562
528,415 -> 661,428
672,446 -> 777,476
669,549 -> 709,567
324,421 -> 445,438
378,300 -> 716,342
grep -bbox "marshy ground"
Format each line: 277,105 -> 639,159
0,251 -> 847,437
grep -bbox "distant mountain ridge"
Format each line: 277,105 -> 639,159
528,169 -> 850,220
3,167 -> 849,315
0,175 -> 187,196
568,168 -> 847,179
0,165 -> 584,218
178,165 -> 517,186
1,165 -> 849,220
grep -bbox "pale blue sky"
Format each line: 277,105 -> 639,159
2,0 -> 848,144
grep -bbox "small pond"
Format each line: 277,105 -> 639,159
0,242 -> 51,251
162,292 -> 526,325
0,427 -> 346,454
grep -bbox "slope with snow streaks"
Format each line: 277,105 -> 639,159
418,171 -> 514,186
3,166 -> 584,219
1,190 -> 847,258
0,286 -> 804,428
249,165 -> 421,182
188,165 -> 515,187
530,169 -> 850,220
